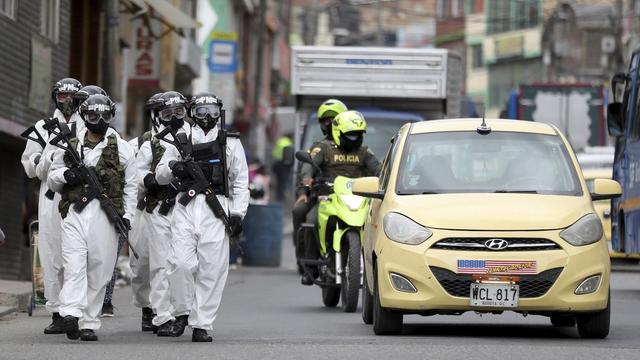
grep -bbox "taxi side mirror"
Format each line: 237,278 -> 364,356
590,179 -> 622,201
352,177 -> 384,199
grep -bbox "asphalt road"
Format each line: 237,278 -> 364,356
1,233 -> 640,360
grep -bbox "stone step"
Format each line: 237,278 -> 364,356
0,280 -> 33,312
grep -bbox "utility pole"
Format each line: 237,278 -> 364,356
251,0 -> 267,160
103,0 -> 119,99
376,0 -> 383,45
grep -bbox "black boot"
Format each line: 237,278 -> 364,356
141,307 -> 154,332
79,329 -> 98,341
152,325 -> 159,334
301,273 -> 314,286
62,315 -> 80,340
156,320 -> 174,337
44,312 -> 65,334
167,315 -> 188,337
192,328 -> 212,342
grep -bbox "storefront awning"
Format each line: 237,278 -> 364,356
144,0 -> 199,29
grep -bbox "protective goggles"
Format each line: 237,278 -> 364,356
159,106 -> 186,121
192,104 -> 220,119
83,111 -> 113,124
56,92 -> 74,103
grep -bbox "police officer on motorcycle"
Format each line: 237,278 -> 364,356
297,110 -> 381,285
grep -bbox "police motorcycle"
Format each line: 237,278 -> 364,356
295,151 -> 369,312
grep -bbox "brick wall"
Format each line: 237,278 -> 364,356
0,0 -> 71,281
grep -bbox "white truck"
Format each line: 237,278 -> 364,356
291,46 -> 463,158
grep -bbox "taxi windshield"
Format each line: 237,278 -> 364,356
396,131 -> 582,196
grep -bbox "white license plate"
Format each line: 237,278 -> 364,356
469,283 -> 519,308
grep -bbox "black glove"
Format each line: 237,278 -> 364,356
122,218 -> 131,232
63,167 -> 83,185
143,173 -> 159,194
169,160 -> 189,179
229,215 -> 243,237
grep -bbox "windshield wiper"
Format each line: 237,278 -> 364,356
494,190 -> 538,194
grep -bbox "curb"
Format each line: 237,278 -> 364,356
0,306 -> 17,318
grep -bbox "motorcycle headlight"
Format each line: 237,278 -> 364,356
383,212 -> 432,245
559,213 -> 603,246
339,194 -> 365,211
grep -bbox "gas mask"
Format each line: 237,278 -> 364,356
192,104 -> 221,130
56,92 -> 77,117
159,106 -> 186,131
85,119 -> 110,135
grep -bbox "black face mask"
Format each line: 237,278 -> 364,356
339,133 -> 363,152
86,119 -> 109,135
320,123 -> 332,138
169,116 -> 184,130
195,115 -> 219,131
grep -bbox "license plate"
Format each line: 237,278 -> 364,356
469,283 -> 519,308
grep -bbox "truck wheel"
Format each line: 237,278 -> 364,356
341,230 -> 361,313
372,264 -> 402,335
322,287 -> 340,307
550,315 -> 575,327
362,264 -> 373,324
577,293 -> 610,339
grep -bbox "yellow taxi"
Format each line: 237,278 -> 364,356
352,119 -> 621,338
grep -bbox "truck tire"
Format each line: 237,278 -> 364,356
341,230 -> 361,313
362,264 -> 373,324
577,293 -> 610,339
372,264 -> 402,335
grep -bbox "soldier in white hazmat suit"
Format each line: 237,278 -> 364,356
48,95 -> 137,341
133,91 -> 190,334
155,93 -> 249,342
20,78 -> 83,334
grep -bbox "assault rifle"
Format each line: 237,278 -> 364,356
48,123 -> 139,259
20,118 -> 61,200
155,110 -> 240,238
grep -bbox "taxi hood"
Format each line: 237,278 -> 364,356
390,193 -> 592,231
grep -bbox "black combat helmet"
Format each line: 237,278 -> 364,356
157,91 -> 187,130
52,78 -> 83,116
73,85 -> 107,109
188,93 -> 223,130
145,92 -> 165,130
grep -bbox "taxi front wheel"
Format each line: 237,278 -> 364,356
372,265 -> 403,335
576,292 -> 610,339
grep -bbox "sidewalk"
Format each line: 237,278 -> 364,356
0,280 -> 31,316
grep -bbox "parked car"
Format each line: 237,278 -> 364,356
352,119 -> 621,338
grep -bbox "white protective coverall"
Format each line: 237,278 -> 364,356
48,127 -> 137,330
133,123 -> 189,322
155,124 -> 249,330
20,109 -> 84,314
127,132 -> 153,310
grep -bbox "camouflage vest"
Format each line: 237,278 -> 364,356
137,130 -> 152,149
144,136 -> 175,212
321,141 -> 368,179
59,134 -> 125,218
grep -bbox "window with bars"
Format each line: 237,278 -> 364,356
488,0 -> 540,34
0,0 -> 16,19
40,0 -> 60,42
471,44 -> 483,68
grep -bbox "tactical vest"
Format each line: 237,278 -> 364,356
144,136 -> 175,212
321,142 -> 368,179
59,134 -> 125,218
192,139 -> 225,194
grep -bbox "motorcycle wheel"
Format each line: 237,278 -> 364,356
341,230 -> 361,313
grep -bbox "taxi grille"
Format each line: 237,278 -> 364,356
429,266 -> 563,298
431,238 -> 561,251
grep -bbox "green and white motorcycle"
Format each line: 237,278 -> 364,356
296,151 -> 369,312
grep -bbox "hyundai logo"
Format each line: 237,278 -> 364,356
484,238 -> 509,250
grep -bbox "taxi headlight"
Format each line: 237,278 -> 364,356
560,213 -> 603,246
339,194 -> 365,211
383,212 -> 432,245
